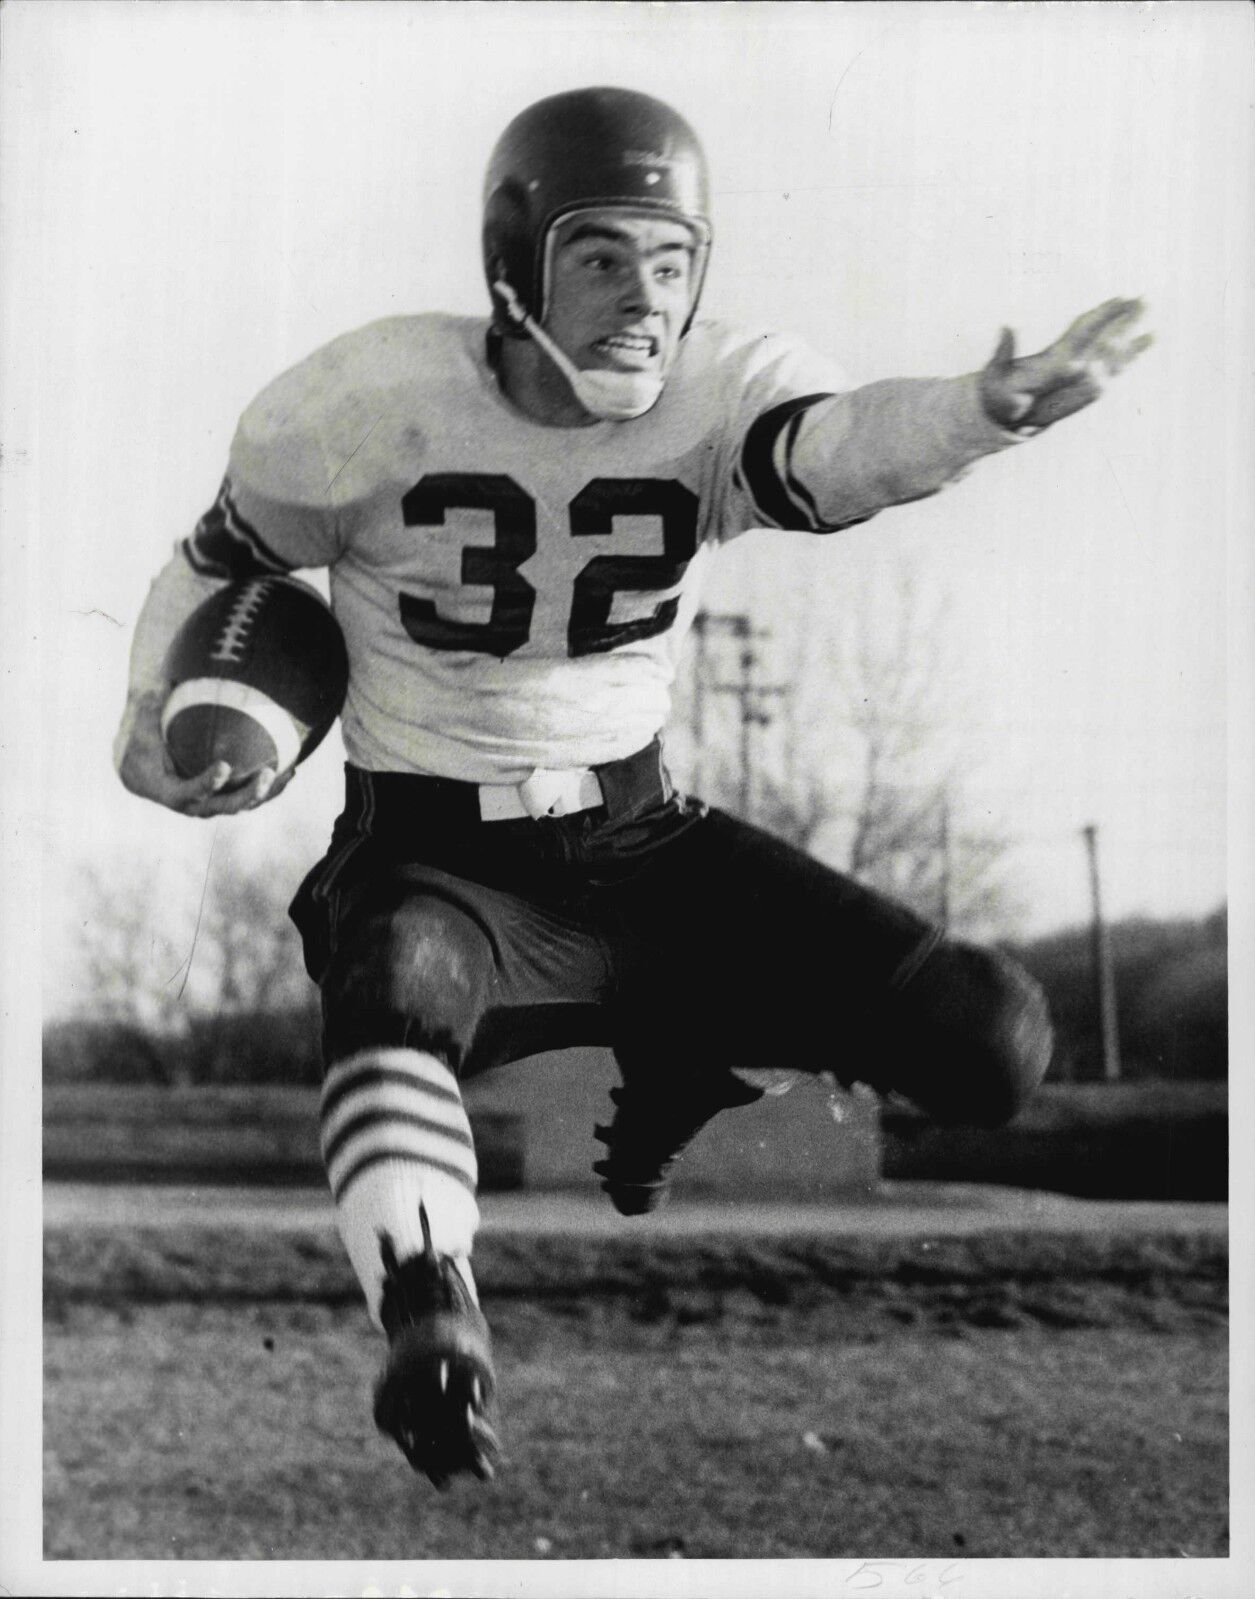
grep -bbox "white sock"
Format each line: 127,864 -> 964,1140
319,1047 -> 480,1328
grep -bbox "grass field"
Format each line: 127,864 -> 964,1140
44,1226 -> 1228,1562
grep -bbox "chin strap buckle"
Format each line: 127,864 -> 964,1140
493,275 -> 531,330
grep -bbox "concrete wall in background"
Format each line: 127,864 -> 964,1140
462,1049 -> 882,1199
41,1074 -> 1227,1199
42,1085 -> 521,1190
43,1058 -> 883,1199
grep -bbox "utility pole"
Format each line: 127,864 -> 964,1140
692,610 -> 788,821
691,616 -> 709,793
691,611 -> 749,795
715,626 -> 788,820
729,620 -> 755,818
1081,823 -> 1121,1082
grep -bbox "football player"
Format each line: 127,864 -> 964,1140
114,88 -> 1151,1488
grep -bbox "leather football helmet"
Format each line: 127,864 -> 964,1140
482,87 -> 712,339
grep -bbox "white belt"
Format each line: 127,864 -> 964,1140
477,767 -> 605,822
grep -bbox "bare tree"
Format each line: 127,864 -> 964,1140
68,830 -> 314,1083
674,563 -> 1022,938
75,859 -> 192,1029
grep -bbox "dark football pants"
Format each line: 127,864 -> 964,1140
290,744 -> 1050,1126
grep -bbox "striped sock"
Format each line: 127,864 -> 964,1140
319,1047 -> 480,1328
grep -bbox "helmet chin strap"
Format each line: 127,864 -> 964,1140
493,277 -> 664,422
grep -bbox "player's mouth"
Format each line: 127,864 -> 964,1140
590,332 -> 660,369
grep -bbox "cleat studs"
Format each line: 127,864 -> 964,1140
372,1228 -> 499,1488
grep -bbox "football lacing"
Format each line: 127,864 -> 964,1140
211,578 -> 276,665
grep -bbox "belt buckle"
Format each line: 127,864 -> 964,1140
519,768 -> 586,819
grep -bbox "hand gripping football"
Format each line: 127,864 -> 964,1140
160,576 -> 349,790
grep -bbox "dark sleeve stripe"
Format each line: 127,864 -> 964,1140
183,478 -> 296,580
181,538 -> 232,579
740,392 -> 836,531
180,530 -> 275,580
225,491 -> 293,572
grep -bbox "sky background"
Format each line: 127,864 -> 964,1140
2,1 -> 1251,1018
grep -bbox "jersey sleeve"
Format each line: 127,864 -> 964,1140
182,337 -> 361,580
708,331 -> 850,541
712,329 -> 1024,540
778,373 -> 1025,531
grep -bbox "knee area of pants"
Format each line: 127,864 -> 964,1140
900,941 -> 1053,1125
324,902 -> 482,1040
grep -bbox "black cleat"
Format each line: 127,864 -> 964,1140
372,1204 -> 500,1488
593,1072 -> 765,1215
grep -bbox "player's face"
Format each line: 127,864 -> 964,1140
544,212 -> 696,383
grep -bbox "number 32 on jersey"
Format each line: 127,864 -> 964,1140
398,473 -> 699,659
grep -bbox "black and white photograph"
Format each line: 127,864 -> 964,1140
2,2 -> 1251,1594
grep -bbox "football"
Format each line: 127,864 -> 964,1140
160,576 -> 349,790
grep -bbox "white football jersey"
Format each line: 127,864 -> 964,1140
179,314 -> 1014,781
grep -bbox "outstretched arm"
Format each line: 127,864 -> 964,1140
743,297 -> 1153,535
117,337 -> 349,815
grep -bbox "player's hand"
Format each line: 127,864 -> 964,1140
979,297 -> 1152,432
117,690 -> 295,818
